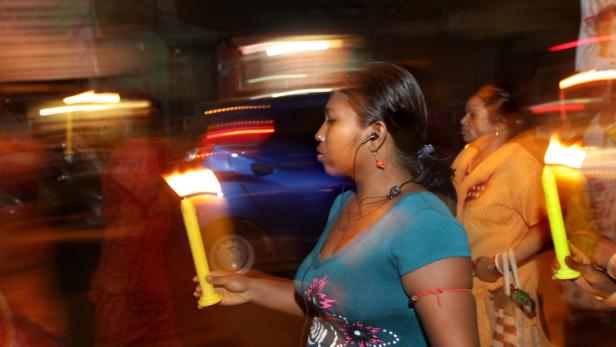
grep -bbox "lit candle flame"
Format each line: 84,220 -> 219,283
544,136 -> 587,168
164,168 -> 223,198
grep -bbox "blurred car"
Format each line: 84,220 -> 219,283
176,92 -> 348,273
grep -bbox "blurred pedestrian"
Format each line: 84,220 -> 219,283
88,117 -> 182,347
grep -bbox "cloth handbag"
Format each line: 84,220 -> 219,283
486,250 -> 541,347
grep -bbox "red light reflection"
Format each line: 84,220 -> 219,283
205,126 -> 275,141
548,34 -> 616,52
530,103 -> 585,114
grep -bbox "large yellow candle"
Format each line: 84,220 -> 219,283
181,197 -> 222,308
164,168 -> 224,307
542,137 -> 587,280
541,165 -> 580,280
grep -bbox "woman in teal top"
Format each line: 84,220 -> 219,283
196,62 -> 479,346
296,191 -> 471,346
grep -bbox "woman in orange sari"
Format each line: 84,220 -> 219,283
452,85 -> 550,347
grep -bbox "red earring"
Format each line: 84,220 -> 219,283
373,151 -> 384,170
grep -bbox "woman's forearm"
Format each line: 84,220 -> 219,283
510,219 -> 550,265
248,276 -> 305,316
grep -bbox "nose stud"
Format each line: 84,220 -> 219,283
316,134 -> 325,141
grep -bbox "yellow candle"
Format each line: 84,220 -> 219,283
541,165 -> 580,280
164,168 -> 223,307
181,197 -> 222,308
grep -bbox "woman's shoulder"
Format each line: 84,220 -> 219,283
396,192 -> 458,223
507,132 -> 547,163
500,141 -> 544,172
389,193 -> 470,261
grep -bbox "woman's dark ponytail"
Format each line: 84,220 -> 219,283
413,144 -> 456,201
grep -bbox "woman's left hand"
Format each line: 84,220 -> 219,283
473,256 -> 500,282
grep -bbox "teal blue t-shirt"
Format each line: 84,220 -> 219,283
294,191 -> 470,347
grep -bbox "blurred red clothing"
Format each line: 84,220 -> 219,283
88,137 -> 181,347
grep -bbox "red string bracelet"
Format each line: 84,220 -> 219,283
410,288 -> 472,307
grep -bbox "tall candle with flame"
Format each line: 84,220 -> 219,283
542,137 -> 584,280
164,169 -> 222,307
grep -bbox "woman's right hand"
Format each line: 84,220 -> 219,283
473,256 -> 500,282
193,271 -> 253,306
193,271 -> 304,315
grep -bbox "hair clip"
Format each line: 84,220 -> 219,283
417,144 -> 435,158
